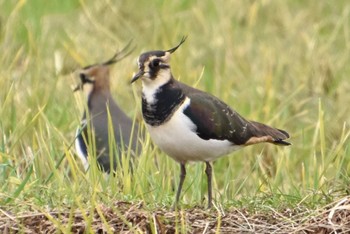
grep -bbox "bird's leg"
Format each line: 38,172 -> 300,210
205,162 -> 213,209
174,163 -> 186,208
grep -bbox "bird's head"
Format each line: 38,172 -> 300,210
131,37 -> 187,87
74,41 -> 134,95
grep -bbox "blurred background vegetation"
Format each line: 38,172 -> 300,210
0,0 -> 349,211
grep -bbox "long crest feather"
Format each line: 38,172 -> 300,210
102,40 -> 135,66
166,36 -> 187,54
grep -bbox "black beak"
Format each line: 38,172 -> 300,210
73,84 -> 81,92
131,70 -> 144,83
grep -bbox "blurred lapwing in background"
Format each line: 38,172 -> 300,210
74,43 -> 140,173
131,37 -> 290,208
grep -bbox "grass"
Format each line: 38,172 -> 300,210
1,0 -> 350,232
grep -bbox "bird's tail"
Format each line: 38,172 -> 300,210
245,121 -> 291,146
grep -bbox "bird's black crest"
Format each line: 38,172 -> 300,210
82,40 -> 134,70
138,50 -> 166,66
166,36 -> 187,54
102,40 -> 135,66
137,36 -> 188,65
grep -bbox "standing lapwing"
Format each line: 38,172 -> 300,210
131,37 -> 290,208
74,44 -> 140,173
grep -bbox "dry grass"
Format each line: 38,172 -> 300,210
1,197 -> 350,233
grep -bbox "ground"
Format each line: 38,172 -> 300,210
1,197 -> 350,233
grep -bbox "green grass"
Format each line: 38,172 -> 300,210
1,0 -> 350,232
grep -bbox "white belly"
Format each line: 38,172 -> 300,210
75,126 -> 89,171
146,98 -> 242,163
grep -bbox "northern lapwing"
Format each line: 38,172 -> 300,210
131,37 -> 291,208
74,44 -> 140,173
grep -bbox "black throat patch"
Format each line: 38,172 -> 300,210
142,80 -> 185,126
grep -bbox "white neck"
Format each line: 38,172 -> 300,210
142,69 -> 172,104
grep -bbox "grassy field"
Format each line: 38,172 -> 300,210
1,0 -> 350,232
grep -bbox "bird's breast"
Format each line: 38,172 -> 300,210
142,84 -> 185,126
146,97 -> 242,163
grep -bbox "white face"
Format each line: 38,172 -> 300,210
142,68 -> 172,104
138,52 -> 171,77
77,72 -> 96,98
131,37 -> 186,85
82,81 -> 94,98
136,52 -> 172,103
142,66 -> 170,85
144,54 -> 170,80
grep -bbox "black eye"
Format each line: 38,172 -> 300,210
80,73 -> 87,82
150,59 -> 160,68
80,73 -> 94,84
